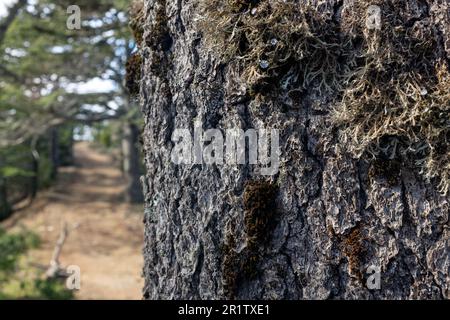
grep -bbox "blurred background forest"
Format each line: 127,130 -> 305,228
0,0 -> 144,299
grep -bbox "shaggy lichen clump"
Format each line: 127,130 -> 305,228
336,0 -> 449,194
222,180 -> 278,298
199,0 -> 350,96
125,53 -> 143,96
243,180 -> 278,245
337,66 -> 449,193
241,180 -> 278,279
129,0 -> 145,46
200,0 -> 449,193
341,225 -> 366,281
126,0 -> 145,97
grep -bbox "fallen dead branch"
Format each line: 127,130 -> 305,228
45,221 -> 80,279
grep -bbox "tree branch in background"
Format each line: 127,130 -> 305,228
0,65 -> 23,83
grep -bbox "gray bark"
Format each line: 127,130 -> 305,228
140,0 -> 449,299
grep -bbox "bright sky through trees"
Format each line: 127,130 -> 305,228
0,0 -> 119,94
0,1 -> 21,17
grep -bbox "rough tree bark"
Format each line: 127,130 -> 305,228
140,0 -> 449,299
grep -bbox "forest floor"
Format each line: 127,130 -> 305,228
1,142 -> 144,299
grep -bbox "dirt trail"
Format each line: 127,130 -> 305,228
2,142 -> 144,299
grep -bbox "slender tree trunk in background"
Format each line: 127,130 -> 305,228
140,0 -> 449,299
49,127 -> 59,180
122,122 -> 144,203
0,174 -> 10,220
29,149 -> 39,199
59,127 -> 74,166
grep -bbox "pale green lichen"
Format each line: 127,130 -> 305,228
198,0 -> 350,96
335,0 -> 449,194
199,0 -> 449,193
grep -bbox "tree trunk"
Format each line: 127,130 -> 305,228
59,126 -> 74,166
29,149 -> 39,199
0,173 -> 10,221
140,0 -> 449,299
49,127 -> 60,180
122,122 -> 144,203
